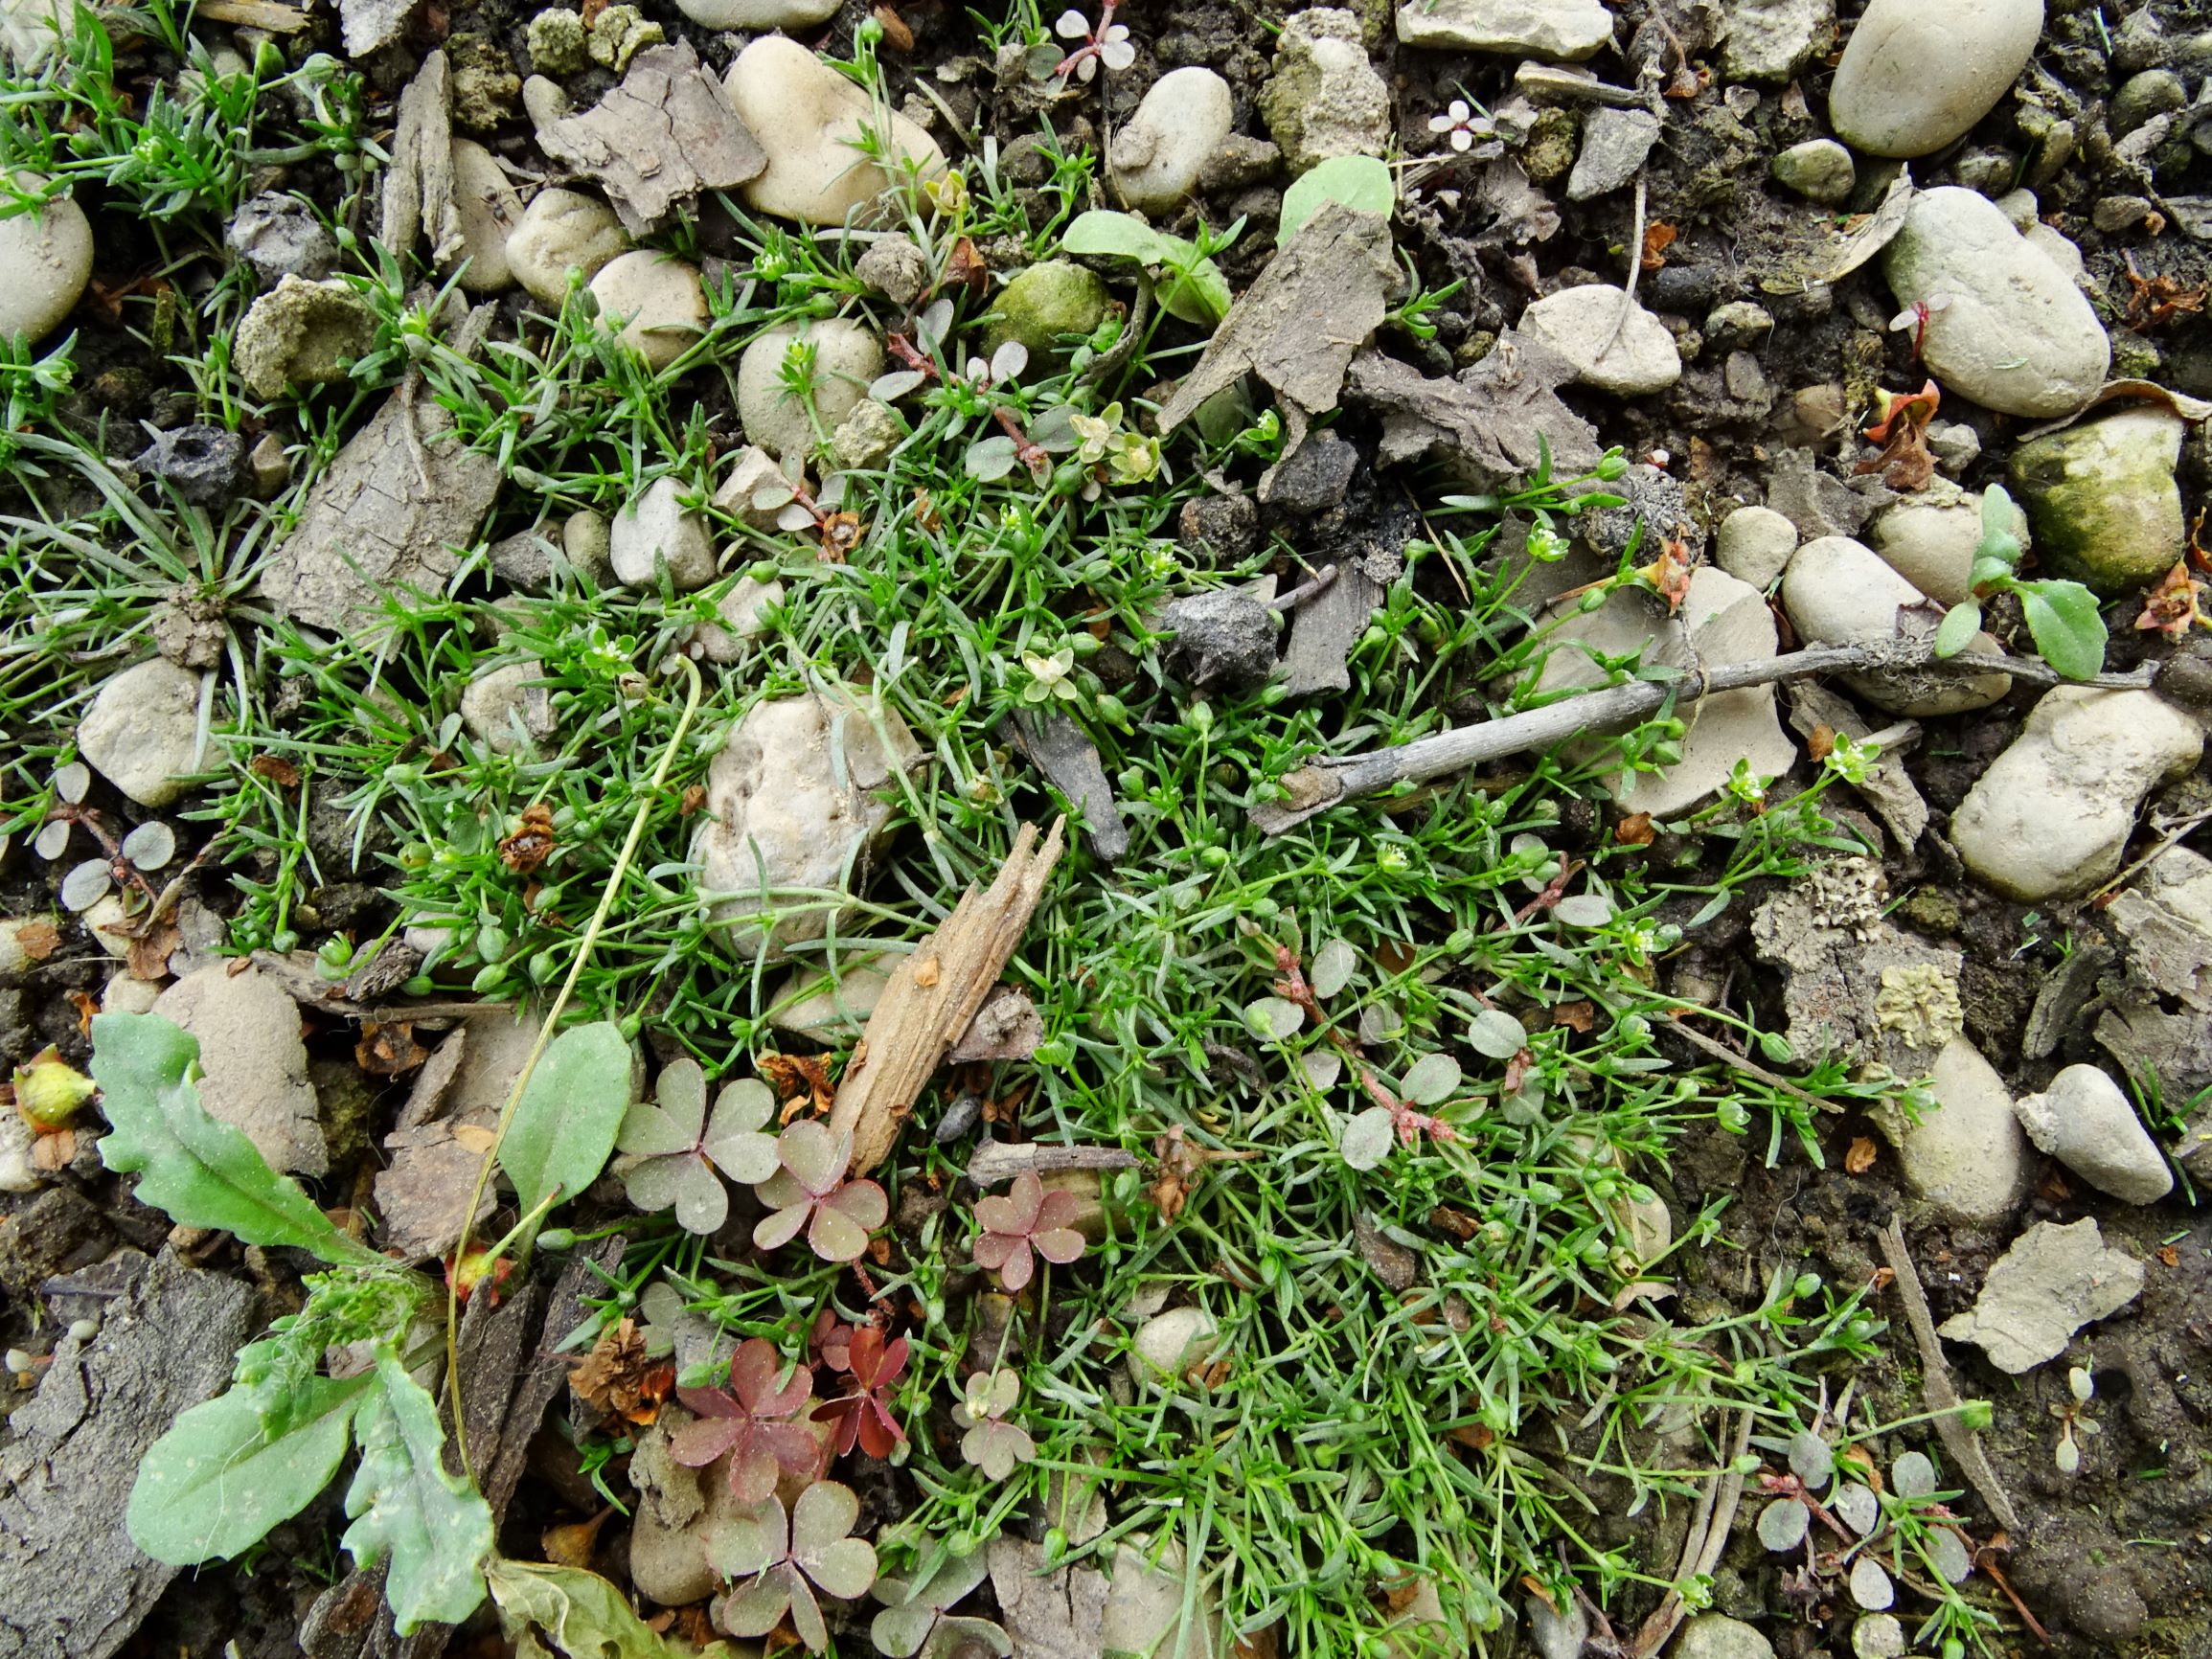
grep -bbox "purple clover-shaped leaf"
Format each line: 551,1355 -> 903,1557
951,1368 -> 1035,1482
669,1337 -> 820,1505
970,1171 -> 1085,1292
753,1120 -> 888,1262
870,1549 -> 1008,1659
615,1060 -> 779,1235
709,1481 -> 878,1652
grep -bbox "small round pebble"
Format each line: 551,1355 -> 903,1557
589,249 -> 706,371
0,171 -> 92,342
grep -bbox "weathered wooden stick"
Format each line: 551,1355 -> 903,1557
831,818 -> 1067,1175
1249,640 -> 2157,834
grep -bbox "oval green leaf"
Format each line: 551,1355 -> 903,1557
499,1021 -> 635,1216
1279,155 -> 1396,244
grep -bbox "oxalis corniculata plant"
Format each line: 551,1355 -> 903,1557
8,10 -> 2054,1655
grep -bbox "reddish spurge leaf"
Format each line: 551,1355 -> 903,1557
707,1481 -> 878,1652
970,1171 -> 1086,1292
669,1337 -> 821,1504
812,1327 -> 909,1459
616,1061 -> 779,1234
752,1120 -> 889,1262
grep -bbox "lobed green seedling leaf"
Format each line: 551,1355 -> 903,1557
498,1020 -> 634,1217
342,1351 -> 495,1633
127,1372 -> 372,1564
92,1012 -> 380,1266
487,1557 -> 741,1657
1059,210 -> 1231,326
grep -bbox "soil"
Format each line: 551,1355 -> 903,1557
5,0 -> 2212,1654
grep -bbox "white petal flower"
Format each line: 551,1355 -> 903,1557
1449,100 -> 1471,121
1428,112 -> 1454,133
1450,127 -> 1472,151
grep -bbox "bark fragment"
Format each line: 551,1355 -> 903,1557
536,42 -> 767,236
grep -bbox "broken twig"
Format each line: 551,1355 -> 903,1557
1878,1219 -> 2022,1533
966,1140 -> 1142,1187
1250,639 -> 2157,834
831,818 -> 1067,1174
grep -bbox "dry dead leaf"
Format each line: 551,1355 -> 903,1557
1551,1001 -> 1596,1033
13,920 -> 58,963
1640,221 -> 1677,270
759,1052 -> 836,1119
568,1317 -> 674,1423
1615,813 -> 1654,848
498,802 -> 557,874
871,2 -> 913,50
1845,1135 -> 1879,1174
540,1509 -> 611,1571
357,1020 -> 431,1077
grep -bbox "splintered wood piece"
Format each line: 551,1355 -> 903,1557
830,817 -> 1065,1175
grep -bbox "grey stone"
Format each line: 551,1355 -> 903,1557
674,0 -> 834,28
610,475 -> 717,591
1259,430 -> 1358,515
1526,1594 -> 1590,1659
832,398 -> 904,471
132,425 -> 244,510
2110,70 -> 2186,138
682,574 -> 785,662
1771,138 -> 1856,203
1177,492 -> 1260,562
1766,447 -> 1877,539
1395,0 -> 1613,60
445,138 -> 522,293
854,232 -> 929,307
1716,505 -> 1798,589
460,660 -> 555,756
1779,534 -> 2010,716
338,0 -> 411,55
1703,301 -> 1774,352
1109,66 -> 1234,215
521,73 -> 571,129
738,317 -> 882,466
1161,589 -> 1279,693
1950,687 -> 2204,903
1721,0 -> 1832,83
233,275 -> 379,400
153,963 -> 328,1175
2014,1064 -> 2175,1206
563,509 -> 613,580
711,445 -> 794,532
1516,283 -> 1679,395
1829,0 -> 2041,158
722,35 -> 945,225
2008,409 -> 2186,597
589,249 -> 707,372
1882,187 -> 2109,419
1938,1217 -> 2145,1374
77,659 -> 203,808
507,188 -> 628,307
1866,474 -> 2025,606
1257,9 -> 1392,175
1566,107 -> 1658,201
690,689 -> 922,959
1675,1614 -> 1777,1659
986,259 -> 1109,359
1884,1036 -> 2032,1222
769,957 -> 893,1042
225,192 -> 337,283
1127,1307 -> 1220,1389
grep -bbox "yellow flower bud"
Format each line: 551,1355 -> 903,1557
13,1046 -> 95,1132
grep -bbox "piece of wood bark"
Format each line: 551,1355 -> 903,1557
1342,337 -> 1602,489
1155,200 -> 1395,455
261,306 -> 502,633
1877,1219 -> 2022,1533
536,42 -> 766,237
1004,711 -> 1128,862
194,0 -> 309,27
380,52 -> 460,267
830,818 -> 1066,1175
1282,562 -> 1382,698
0,1250 -> 257,1659
966,1140 -> 1140,1187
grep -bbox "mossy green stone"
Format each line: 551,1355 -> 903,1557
985,261 -> 1110,359
2008,408 -> 2185,596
